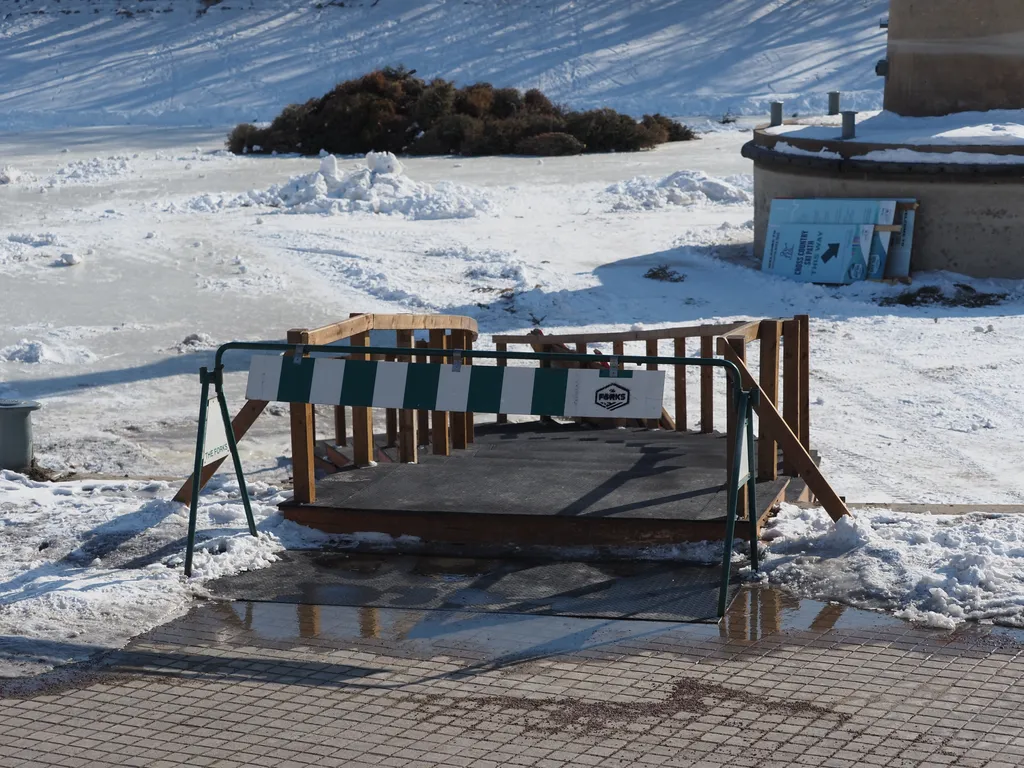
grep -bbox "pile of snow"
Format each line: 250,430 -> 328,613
0,339 -> 97,365
761,504 -> 1024,630
604,171 -> 753,211
182,152 -> 494,219
172,332 -> 219,354
7,233 -> 61,248
44,155 -> 135,187
0,166 -> 22,184
0,471 -> 343,676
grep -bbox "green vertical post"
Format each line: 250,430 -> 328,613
185,368 -> 212,578
718,388 -> 749,617
214,365 -> 257,537
746,391 -> 760,572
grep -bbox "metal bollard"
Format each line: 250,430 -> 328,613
841,111 -> 858,140
0,400 -> 42,472
828,91 -> 841,116
770,102 -> 784,127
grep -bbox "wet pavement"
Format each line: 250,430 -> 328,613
3,586 -> 1024,767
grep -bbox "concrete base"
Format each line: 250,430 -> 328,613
751,160 -> 1024,278
886,0 -> 1024,116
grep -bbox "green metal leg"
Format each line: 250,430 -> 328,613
746,405 -> 760,572
718,391 -> 749,618
215,366 -> 257,537
185,368 -> 212,578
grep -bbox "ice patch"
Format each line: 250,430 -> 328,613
761,503 -> 1024,629
0,339 -> 97,365
178,152 -> 493,220
604,170 -> 753,211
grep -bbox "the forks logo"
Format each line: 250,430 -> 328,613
595,383 -> 630,411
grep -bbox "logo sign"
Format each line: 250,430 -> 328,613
202,397 -> 231,466
595,383 -> 631,412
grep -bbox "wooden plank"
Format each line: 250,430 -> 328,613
495,342 -> 508,424
491,321 -> 750,347
350,331 -> 374,466
314,455 -> 340,475
464,334 -> 475,444
172,399 -> 269,503
451,331 -> 468,450
798,314 -> 811,452
700,335 -> 714,434
324,443 -> 351,468
301,313 -> 478,346
646,339 -> 660,429
396,330 -> 417,463
673,338 -> 687,432
758,321 -> 781,481
416,341 -> 431,441
782,319 -> 802,475
429,330 -> 450,456
718,339 -> 850,521
725,336 -> 748,518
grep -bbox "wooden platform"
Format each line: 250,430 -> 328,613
282,422 -> 788,557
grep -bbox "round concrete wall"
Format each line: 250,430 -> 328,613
886,0 -> 1024,116
749,156 -> 1024,278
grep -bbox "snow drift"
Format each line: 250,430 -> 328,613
604,171 -> 753,211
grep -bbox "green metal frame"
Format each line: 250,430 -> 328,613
185,341 -> 760,617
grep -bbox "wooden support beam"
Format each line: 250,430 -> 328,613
798,314 -> 811,452
674,337 -> 687,432
334,406 -> 347,447
464,333 -> 475,444
172,399 -> 268,503
646,338 -> 660,428
718,339 -> 850,521
782,319 -> 802,475
758,321 -> 781,481
725,336 -> 748,518
451,331 -> 468,450
492,320 -> 754,346
429,330 -> 450,456
416,340 -> 431,442
700,335 -> 714,434
350,331 -> 374,466
396,330 -> 417,463
495,342 -> 508,424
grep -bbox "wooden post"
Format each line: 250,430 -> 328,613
351,331 -> 374,466
613,340 -> 626,428
464,333 -> 475,444
451,330 -> 468,450
758,321 -> 781,481
496,342 -> 508,424
700,335 -> 714,434
646,339 -> 660,429
674,338 -> 687,432
334,406 -> 347,447
286,330 -> 316,503
782,319 -> 802,475
429,330 -> 450,456
725,336 -> 748,518
798,314 -> 811,453
416,340 -> 430,443
396,330 -> 417,463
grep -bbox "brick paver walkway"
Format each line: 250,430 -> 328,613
3,587 -> 1024,767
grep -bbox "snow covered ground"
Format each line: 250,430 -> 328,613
3,0 -> 1024,677
0,0 -> 890,129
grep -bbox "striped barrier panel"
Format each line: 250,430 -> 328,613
245,354 -> 666,420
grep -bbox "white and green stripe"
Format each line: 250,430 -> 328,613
245,354 -> 666,419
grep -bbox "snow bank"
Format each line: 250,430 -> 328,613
0,339 -> 97,365
44,155 -> 135,187
762,504 -> 1024,630
0,166 -> 21,184
0,471 -> 342,676
183,152 -> 493,220
604,170 -> 752,211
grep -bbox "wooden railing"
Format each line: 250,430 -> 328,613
493,316 -> 811,488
